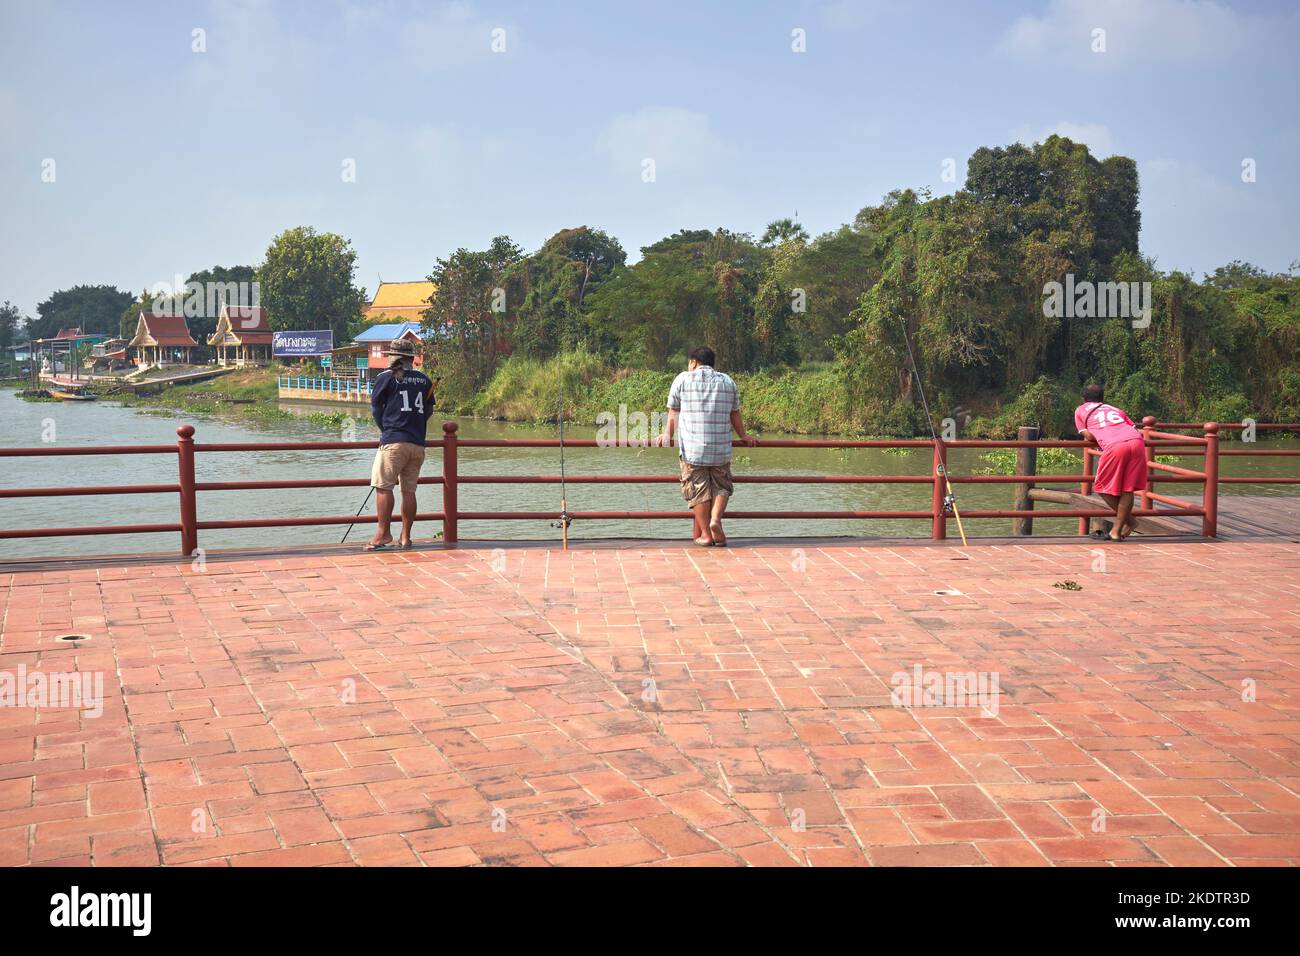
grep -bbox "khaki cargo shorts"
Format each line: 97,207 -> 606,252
371,442 -> 426,494
679,459 -> 734,508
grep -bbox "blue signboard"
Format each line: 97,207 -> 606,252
272,330 -> 334,356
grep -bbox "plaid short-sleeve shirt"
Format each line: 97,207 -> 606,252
667,366 -> 740,466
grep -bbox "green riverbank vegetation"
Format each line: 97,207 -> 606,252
424,138 -> 1299,438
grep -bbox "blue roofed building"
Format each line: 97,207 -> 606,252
351,321 -> 426,379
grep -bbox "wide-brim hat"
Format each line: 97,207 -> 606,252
383,338 -> 418,358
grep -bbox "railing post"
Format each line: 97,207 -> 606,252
442,421 -> 458,544
1013,425 -> 1038,535
1141,415 -> 1157,515
1079,446 -> 1094,536
931,438 -> 947,540
1202,422 -> 1219,537
176,424 -> 198,557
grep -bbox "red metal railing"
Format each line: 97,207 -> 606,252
0,419 -> 1252,556
1153,420 -> 1300,486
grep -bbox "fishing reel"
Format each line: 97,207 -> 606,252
942,493 -> 957,516
551,510 -> 573,531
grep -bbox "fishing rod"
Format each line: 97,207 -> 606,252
341,486 -> 375,544
898,317 -> 968,547
554,253 -> 596,550
557,378 -> 571,549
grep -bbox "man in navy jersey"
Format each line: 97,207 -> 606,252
366,338 -> 435,550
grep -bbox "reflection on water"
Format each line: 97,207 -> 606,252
1,388 -> 1295,559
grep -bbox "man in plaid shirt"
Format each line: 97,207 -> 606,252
656,346 -> 757,547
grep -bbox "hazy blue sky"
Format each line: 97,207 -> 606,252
1,0 -> 1297,317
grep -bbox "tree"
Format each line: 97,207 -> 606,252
0,301 -> 24,353
28,285 -> 134,340
760,218 -> 809,246
585,250 -> 710,368
965,143 -> 1042,208
586,228 -> 766,372
422,236 -> 525,401
119,288 -> 181,341
752,238 -> 802,367
507,226 -> 625,359
1212,263 -> 1300,420
780,223 -> 879,362
183,264 -> 258,344
257,227 -> 365,340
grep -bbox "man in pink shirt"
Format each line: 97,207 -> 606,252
1075,384 -> 1148,541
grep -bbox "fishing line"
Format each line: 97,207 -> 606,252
898,317 -> 969,547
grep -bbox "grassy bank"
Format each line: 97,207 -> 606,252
458,348 -> 874,436
460,351 -> 1037,437
460,352 -> 1294,439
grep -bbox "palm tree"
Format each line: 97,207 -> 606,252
760,218 -> 809,246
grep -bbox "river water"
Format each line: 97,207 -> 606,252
1,387 -> 1295,559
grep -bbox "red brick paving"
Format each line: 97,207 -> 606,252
1,538 -> 1298,866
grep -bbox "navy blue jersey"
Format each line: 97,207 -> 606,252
370,368 -> 435,445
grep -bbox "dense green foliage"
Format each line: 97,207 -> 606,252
28,285 -> 133,341
257,227 -> 366,342
184,264 -> 258,344
0,301 -> 22,352
425,136 -> 1298,435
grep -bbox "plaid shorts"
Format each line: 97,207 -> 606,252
679,460 -> 734,507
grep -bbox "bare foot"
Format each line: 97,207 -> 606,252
709,522 -> 727,546
366,534 -> 393,551
693,536 -> 714,547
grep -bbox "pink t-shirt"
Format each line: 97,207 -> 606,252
1074,402 -> 1141,450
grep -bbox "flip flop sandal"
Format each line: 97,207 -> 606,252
364,542 -> 391,552
693,539 -> 714,548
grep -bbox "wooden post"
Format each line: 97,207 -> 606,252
1078,446 -> 1094,536
931,439 -> 947,540
176,425 -> 198,556
1141,415 -> 1157,515
1013,425 -> 1038,535
442,421 -> 458,544
1202,422 -> 1219,538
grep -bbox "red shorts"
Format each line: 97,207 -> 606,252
1093,438 -> 1148,496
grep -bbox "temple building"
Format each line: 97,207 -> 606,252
129,312 -> 198,366
362,281 -> 436,323
208,303 -> 273,366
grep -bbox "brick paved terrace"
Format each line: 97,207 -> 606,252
1,537 -> 1298,867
